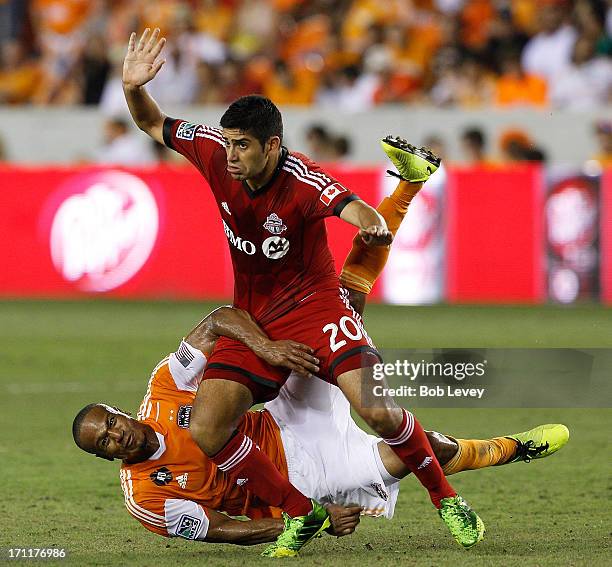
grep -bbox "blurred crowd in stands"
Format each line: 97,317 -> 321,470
0,0 -> 610,110
83,115 -> 610,167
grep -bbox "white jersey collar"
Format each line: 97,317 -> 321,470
148,432 -> 166,460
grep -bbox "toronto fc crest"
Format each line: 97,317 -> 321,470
263,213 -> 287,235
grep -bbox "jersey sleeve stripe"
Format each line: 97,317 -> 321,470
284,157 -> 327,187
125,498 -> 166,528
137,356 -> 169,420
285,155 -> 330,187
120,469 -> 167,527
195,131 -> 225,147
286,155 -> 332,184
282,164 -> 326,190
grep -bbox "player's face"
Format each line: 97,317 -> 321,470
222,128 -> 277,181
79,405 -> 157,463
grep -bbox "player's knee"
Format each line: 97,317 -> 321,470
189,415 -> 231,456
360,407 -> 403,438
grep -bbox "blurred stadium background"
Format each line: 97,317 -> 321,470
0,0 -> 611,304
1,1 -> 611,565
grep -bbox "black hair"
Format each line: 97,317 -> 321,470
72,403 -> 99,453
462,127 -> 486,148
220,95 -> 283,148
306,123 -> 330,141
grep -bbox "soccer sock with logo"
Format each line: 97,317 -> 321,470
211,430 -> 312,517
340,181 -> 424,294
441,436 -> 518,475
384,409 -> 456,508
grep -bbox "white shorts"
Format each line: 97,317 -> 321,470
265,375 -> 399,518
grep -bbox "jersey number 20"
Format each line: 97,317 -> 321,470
323,316 -> 363,352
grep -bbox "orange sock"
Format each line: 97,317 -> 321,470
441,437 -> 518,476
340,180 -> 423,294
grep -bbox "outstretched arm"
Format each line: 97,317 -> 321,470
123,28 -> 167,144
185,306 -> 320,377
203,505 -> 361,544
339,199 -> 393,247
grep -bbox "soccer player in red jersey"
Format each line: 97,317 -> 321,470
122,28 -> 482,554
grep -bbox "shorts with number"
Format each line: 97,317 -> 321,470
265,374 -> 399,518
203,287 -> 381,402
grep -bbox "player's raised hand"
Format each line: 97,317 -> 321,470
257,340 -> 320,377
360,225 -> 393,246
123,28 -> 166,88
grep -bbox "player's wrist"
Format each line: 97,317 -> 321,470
123,82 -> 140,91
246,335 -> 271,356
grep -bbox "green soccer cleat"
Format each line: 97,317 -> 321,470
261,500 -> 331,558
380,135 -> 441,183
438,495 -> 485,549
506,423 -> 570,463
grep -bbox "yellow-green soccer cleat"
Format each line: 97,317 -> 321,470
438,495 -> 485,549
506,423 -> 570,463
380,135 -> 441,183
261,500 -> 331,558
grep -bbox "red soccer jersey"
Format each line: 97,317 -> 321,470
163,118 -> 359,324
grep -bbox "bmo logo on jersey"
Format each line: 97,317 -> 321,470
44,170 -> 159,292
262,236 -> 290,259
222,219 -> 256,255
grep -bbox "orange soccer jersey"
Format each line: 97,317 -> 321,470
120,342 -> 287,540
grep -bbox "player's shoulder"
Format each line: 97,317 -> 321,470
144,355 -> 174,393
119,467 -> 169,534
282,150 -> 336,190
169,119 -> 225,148
285,150 -> 332,177
142,341 -> 207,399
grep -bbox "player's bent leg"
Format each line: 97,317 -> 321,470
341,136 -> 437,301
337,367 -> 484,548
336,367 -> 455,505
190,378 -> 253,455
442,424 -> 569,474
340,179 -> 426,301
191,378 -> 314,523
376,432 -> 458,479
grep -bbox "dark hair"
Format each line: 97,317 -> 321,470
333,135 -> 351,157
462,127 -> 486,148
220,95 -> 283,147
72,403 -> 99,453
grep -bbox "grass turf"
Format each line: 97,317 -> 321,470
1,300 -> 610,566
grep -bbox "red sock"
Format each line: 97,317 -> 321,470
211,431 -> 312,517
384,409 -> 456,508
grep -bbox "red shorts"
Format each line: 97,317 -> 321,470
203,288 -> 381,403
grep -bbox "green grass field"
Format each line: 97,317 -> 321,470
1,300 -> 611,566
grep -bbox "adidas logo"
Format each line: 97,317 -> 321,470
236,478 -> 248,486
417,456 -> 433,470
176,473 -> 188,489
